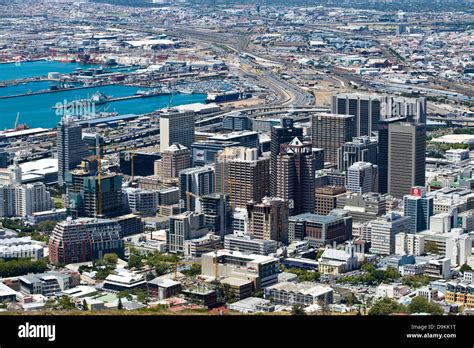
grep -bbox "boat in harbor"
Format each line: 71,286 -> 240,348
135,88 -> 170,97
52,91 -> 111,109
90,91 -> 109,104
205,90 -> 252,104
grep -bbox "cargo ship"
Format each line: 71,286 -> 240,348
205,91 -> 252,104
52,91 -> 110,109
135,88 -> 170,97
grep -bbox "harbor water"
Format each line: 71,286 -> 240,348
0,62 -> 207,129
0,60 -> 99,81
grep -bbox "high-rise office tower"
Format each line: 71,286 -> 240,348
338,136 -> 378,172
314,186 -> 347,215
201,193 -> 232,241
331,94 -> 381,137
288,212 -> 351,247
332,93 -> 427,133
377,116 -> 406,194
0,149 -> 8,168
380,96 -> 426,124
246,197 -> 289,244
388,123 -> 426,199
57,117 -> 89,186
155,143 -> 191,180
179,166 -> 215,211
167,212 -> 209,253
276,137 -> 317,215
66,158 -> 123,218
403,186 -> 434,233
160,109 -> 195,151
215,147 -> 269,209
346,162 -> 378,194
270,117 -> 303,197
369,213 -> 411,255
336,192 -> 386,223
82,133 -> 104,157
311,113 -> 355,165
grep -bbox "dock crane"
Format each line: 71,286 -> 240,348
14,112 -> 20,130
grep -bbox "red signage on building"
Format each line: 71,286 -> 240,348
411,187 -> 422,197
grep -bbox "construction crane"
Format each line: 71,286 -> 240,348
167,81 -> 174,110
14,112 -> 20,130
130,152 -> 136,181
96,143 -> 102,217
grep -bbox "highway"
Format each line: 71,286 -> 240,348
165,26 -> 313,107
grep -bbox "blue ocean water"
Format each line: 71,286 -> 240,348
0,85 -> 206,129
0,61 -> 207,129
0,60 -> 99,81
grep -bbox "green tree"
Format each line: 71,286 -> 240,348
291,304 -> 306,316
133,289 -> 149,304
118,291 -> 133,300
283,267 -> 320,282
425,241 -> 440,254
315,249 -> 324,260
408,296 -> 443,315
118,298 -> 123,310
103,253 -> 118,266
58,296 -> 76,310
346,292 -> 360,306
44,298 -> 57,309
460,263 -> 472,273
95,267 -> 113,280
361,263 -> 376,273
220,283 -> 236,304
128,254 -> 143,269
154,263 -> 170,277
182,263 -> 201,277
368,298 -> 406,316
385,266 -> 400,280
36,220 -> 57,232
402,275 -> 430,288
0,258 -> 48,278
82,299 -> 88,311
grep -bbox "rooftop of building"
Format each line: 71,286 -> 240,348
204,249 -> 277,264
221,277 -> 252,287
19,272 -> 70,284
104,270 -> 145,285
229,296 -> 271,307
62,285 -> 98,298
209,130 -> 258,140
0,282 -> 18,297
266,281 -> 333,296
289,212 -> 343,224
148,277 -> 181,288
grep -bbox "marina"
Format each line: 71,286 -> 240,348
0,84 -> 206,129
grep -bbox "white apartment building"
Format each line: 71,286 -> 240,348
395,232 -> 425,256
0,182 -> 53,218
